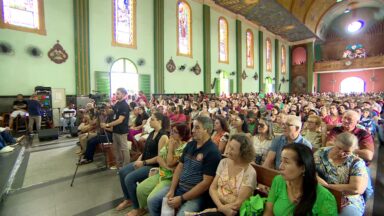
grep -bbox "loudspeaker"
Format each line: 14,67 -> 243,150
38,128 -> 59,141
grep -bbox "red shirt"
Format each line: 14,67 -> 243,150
327,126 -> 374,163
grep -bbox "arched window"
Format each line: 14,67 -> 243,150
0,0 -> 46,35
281,45 -> 286,74
218,17 -> 229,63
266,38 -> 272,72
246,29 -> 254,68
340,77 -> 365,93
110,58 -> 138,95
112,0 -> 136,48
177,0 -> 192,57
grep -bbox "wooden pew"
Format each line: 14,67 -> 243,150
251,164 -> 343,213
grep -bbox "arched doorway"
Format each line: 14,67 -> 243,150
340,77 -> 365,93
110,58 -> 138,96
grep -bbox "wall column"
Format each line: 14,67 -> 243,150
203,5 -> 211,93
154,0 -> 164,93
236,20 -> 242,93
258,31 -> 264,92
307,41 -> 314,93
74,0 -> 90,95
275,39 -> 280,92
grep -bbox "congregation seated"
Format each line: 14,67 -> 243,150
326,110 -> 374,164
9,94 -> 28,130
263,144 -> 338,215
128,106 -> 149,143
170,105 -> 187,125
315,132 -> 368,216
133,123 -> 191,216
147,116 -> 222,215
76,113 -> 97,154
115,112 -> 169,214
263,115 -> 312,170
77,106 -> 114,165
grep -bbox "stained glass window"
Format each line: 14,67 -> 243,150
281,45 -> 286,74
219,17 -> 228,63
266,38 -> 272,72
112,0 -> 136,48
246,29 -> 254,68
177,0 -> 192,57
0,0 -> 46,35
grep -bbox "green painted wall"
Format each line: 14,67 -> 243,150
163,0 -> 204,93
0,0 -> 75,95
0,0 -> 291,96
210,10 -> 237,94
89,0 -> 154,93
241,23 -> 259,93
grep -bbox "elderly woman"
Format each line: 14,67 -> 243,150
211,116 -> 230,153
315,132 -> 368,216
264,144 -> 338,216
133,123 -> 191,216
190,133 -> 257,216
302,115 -> 325,150
253,118 -> 274,165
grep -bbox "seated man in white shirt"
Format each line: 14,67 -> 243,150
60,104 -> 77,130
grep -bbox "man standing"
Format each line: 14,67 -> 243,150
27,94 -> 42,134
9,94 -> 28,130
101,88 -> 130,168
147,116 -> 222,215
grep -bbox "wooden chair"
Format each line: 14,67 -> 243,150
251,164 -> 343,213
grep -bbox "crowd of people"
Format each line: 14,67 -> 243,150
73,89 -> 380,216
4,88 -> 383,215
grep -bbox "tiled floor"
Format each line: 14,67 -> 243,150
0,134 -> 382,216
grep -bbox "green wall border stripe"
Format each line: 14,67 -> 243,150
275,39 -> 279,92
154,0 -> 164,93
258,31 -> 264,92
74,0 -> 90,95
307,42 -> 314,93
236,20 -> 242,93
203,5 -> 211,93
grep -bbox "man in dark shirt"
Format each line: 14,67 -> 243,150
147,116 -> 222,215
101,88 -> 130,168
9,94 -> 28,130
27,94 -> 42,133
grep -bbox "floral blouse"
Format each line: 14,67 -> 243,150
314,147 -> 367,213
216,158 -> 257,204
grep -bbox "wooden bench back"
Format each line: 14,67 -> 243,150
251,164 -> 342,213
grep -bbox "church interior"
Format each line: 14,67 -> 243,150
1,0 -> 384,215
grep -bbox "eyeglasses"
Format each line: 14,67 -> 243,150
307,121 -> 317,124
283,123 -> 296,127
171,129 -> 179,134
258,124 -> 266,128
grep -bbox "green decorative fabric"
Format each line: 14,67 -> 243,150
240,194 -> 267,216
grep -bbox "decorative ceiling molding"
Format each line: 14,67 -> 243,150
289,37 -> 316,46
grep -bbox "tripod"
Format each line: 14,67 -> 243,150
70,127 -> 111,187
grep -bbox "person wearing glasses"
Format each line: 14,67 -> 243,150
263,115 -> 312,170
315,132 -> 368,216
253,118 -> 274,165
302,115 -> 326,150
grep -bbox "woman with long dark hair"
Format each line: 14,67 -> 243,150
115,112 -> 169,214
263,144 -> 337,216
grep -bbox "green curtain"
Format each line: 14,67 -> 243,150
139,74 -> 151,99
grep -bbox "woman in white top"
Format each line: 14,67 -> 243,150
253,118 -> 274,165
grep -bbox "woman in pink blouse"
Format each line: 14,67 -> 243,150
323,104 -> 342,131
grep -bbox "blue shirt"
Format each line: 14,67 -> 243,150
269,135 -> 312,169
179,139 -> 221,190
28,100 -> 42,116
